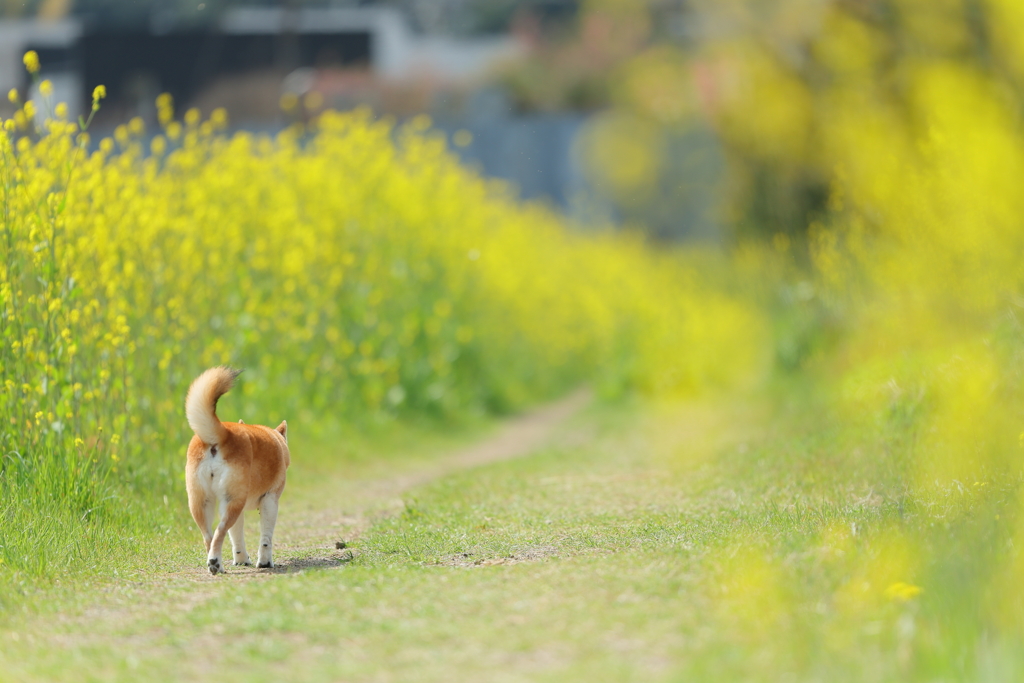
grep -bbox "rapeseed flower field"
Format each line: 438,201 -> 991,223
581,0 -> 1024,495
0,54 -> 763,584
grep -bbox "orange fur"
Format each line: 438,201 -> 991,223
184,367 -> 290,574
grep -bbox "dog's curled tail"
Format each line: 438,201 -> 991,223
185,366 -> 241,445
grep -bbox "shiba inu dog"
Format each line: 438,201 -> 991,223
184,367 -> 290,574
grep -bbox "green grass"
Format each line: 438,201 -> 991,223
0,413 -> 494,612
2,394 -> 1023,682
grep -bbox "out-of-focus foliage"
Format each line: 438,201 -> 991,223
0,80 -> 766,576
502,0 -> 723,239
566,0 -> 1024,669
581,0 -> 1024,242
699,0 -> 1024,493
607,0 -> 1024,495
499,0 -> 671,113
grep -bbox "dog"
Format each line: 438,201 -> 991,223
184,367 -> 290,574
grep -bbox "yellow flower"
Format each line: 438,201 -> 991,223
54,102 -> 68,119
23,100 -> 36,119
433,300 -> 453,317
410,114 -> 432,131
885,582 -> 922,602
303,90 -> 324,112
158,105 -> 174,126
23,50 -> 40,74
74,438 -> 84,448
92,84 -> 106,110
210,108 -> 228,129
7,88 -> 18,104
39,79 -> 53,96
280,93 -> 298,111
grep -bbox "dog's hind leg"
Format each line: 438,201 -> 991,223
208,499 -> 244,575
257,490 -> 282,568
188,492 -> 215,554
228,514 -> 251,566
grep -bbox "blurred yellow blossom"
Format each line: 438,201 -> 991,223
279,93 -> 298,111
885,582 -> 923,602
23,51 -> 39,73
303,91 -> 324,112
210,108 -> 228,128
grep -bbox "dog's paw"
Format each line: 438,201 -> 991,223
257,561 -> 274,569
208,558 -> 222,575
233,559 -> 253,566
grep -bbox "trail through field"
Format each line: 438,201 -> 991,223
11,392 -> 991,683
236,388 -> 594,580
1,389 -> 596,678
7,393 -> 844,683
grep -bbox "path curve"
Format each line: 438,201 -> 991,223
197,388 -> 593,581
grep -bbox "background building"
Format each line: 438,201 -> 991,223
0,0 -> 718,240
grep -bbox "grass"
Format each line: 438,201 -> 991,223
0,412 -> 494,612
2,391 -> 1022,682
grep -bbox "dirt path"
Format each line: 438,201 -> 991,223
191,388 -> 594,581
32,388 -> 595,650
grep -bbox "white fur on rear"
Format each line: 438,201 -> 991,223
185,366 -> 237,445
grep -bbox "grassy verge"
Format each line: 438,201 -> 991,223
2,394 -> 1022,682
0,412 -> 495,613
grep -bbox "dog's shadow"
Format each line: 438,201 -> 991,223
252,550 -> 355,574
194,550 -> 355,579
